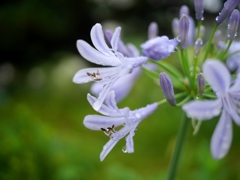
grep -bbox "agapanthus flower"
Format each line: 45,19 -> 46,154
182,60 -> 240,159
90,29 -> 143,102
141,36 -> 179,60
83,91 -> 158,161
73,23 -> 148,110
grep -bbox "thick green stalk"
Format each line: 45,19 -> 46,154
166,113 -> 190,180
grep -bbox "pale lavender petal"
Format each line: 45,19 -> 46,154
126,131 -> 135,153
77,40 -> 121,66
100,139 -> 119,161
125,56 -> 148,68
203,60 -> 231,97
90,23 -> 115,56
73,67 -> 120,84
211,110 -> 232,159
131,102 -> 158,123
126,43 -> 140,57
182,99 -> 222,120
91,68 -> 141,102
222,94 -> 240,125
111,27 -> 121,52
93,78 -> 117,111
105,90 -> 119,110
84,115 -> 125,130
87,93 -> 122,116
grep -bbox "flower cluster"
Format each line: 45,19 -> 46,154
73,0 -> 240,163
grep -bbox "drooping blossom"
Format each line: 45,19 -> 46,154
182,60 -> 240,159
83,91 -> 158,161
73,23 -> 148,110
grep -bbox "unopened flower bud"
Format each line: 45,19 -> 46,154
172,18 -> 179,37
194,0 -> 204,21
159,72 -> 176,106
180,5 -> 189,17
148,22 -> 158,39
196,73 -> 205,96
194,38 -> 203,57
179,15 -> 190,50
213,30 -> 222,46
141,36 -> 179,60
215,0 -> 240,25
227,9 -> 240,40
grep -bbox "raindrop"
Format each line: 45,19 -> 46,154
122,146 -> 128,153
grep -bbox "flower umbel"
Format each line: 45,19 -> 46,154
83,91 -> 158,161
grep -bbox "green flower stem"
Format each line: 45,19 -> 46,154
196,21 -> 202,38
180,50 -> 191,87
221,40 -> 233,60
225,49 -> 240,59
166,113 -> 190,180
203,25 -> 218,61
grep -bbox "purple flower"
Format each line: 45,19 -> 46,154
148,22 -> 158,39
141,36 -> 179,60
84,91 -> 158,161
183,60 -> 240,159
73,23 -> 148,111
179,15 -> 190,50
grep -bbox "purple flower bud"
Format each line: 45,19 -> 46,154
194,38 -> 203,56
213,30 -> 222,46
159,72 -> 176,106
179,15 -> 190,50
196,73 -> 205,96
228,9 -> 240,40
194,0 -> 205,21
141,36 -> 178,60
148,22 -> 158,39
216,0 -> 240,25
172,18 -> 179,37
180,5 -> 189,17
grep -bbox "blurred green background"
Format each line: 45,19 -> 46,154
1,0 -> 240,179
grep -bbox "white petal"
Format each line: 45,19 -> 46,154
77,40 -> 121,66
90,23 -> 115,56
105,91 -> 119,110
83,115 -> 125,130
126,130 -> 135,153
87,93 -> 122,116
93,77 -> 118,111
211,110 -> 232,159
73,67 -> 119,84
111,27 -> 121,52
203,60 -> 231,97
182,99 -> 222,120
100,139 -> 119,161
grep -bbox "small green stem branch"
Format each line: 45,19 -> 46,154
166,113 -> 190,180
221,40 -> 233,60
203,25 -> 218,61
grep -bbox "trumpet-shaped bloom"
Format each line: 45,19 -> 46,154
73,23 -> 148,111
84,91 -> 158,161
90,29 -> 143,102
182,60 -> 240,159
